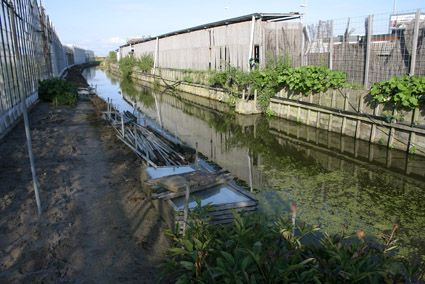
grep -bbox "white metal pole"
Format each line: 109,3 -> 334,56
248,15 -> 255,71
409,9 -> 421,76
247,153 -> 253,192
182,183 -> 190,235
364,15 -> 373,88
121,112 -> 125,137
9,2 -> 41,215
153,37 -> 159,72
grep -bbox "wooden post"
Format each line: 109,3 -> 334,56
254,89 -> 257,104
408,108 -> 418,152
341,136 -> 345,152
341,92 -> 349,135
364,15 -> 373,88
307,95 -> 312,125
368,143 -> 374,162
287,105 -> 291,119
297,106 -> 301,122
386,148 -> 392,168
328,114 -> 333,131
9,2 -> 41,215
328,91 -> 335,131
242,89 -> 245,100
369,104 -> 378,143
355,95 -> 363,139
354,139 -> 359,158
316,111 -> 321,128
409,9 -> 421,76
329,20 -> 334,70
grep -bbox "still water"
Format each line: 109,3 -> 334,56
84,68 -> 425,260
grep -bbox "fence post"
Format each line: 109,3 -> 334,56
363,15 -> 373,88
409,9 -> 421,76
329,20 -> 334,70
300,23 -> 305,66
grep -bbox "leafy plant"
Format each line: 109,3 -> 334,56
162,207 -> 422,283
370,75 -> 425,110
38,78 -> 78,106
207,63 -> 347,110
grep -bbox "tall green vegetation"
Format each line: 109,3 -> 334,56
107,51 -> 117,64
119,54 -> 154,79
208,64 -> 347,109
162,207 -> 423,283
38,78 -> 78,106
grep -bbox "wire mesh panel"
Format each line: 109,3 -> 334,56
262,9 -> 425,86
305,20 -> 332,67
329,16 -> 367,86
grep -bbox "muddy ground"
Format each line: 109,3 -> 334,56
0,82 -> 169,282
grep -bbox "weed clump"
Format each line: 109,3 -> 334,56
38,78 -> 78,106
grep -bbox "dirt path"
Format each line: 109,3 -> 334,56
0,101 -> 168,283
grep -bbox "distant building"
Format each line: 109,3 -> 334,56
64,46 -> 74,65
85,50 -> 95,62
389,12 -> 425,31
119,13 -> 301,71
65,45 -> 95,65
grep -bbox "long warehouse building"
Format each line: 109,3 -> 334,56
118,13 -> 301,71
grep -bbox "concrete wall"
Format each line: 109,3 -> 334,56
269,89 -> 425,156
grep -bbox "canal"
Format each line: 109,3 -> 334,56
84,67 -> 425,260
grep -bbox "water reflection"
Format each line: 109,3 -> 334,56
86,68 -> 425,260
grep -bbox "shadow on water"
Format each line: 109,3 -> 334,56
85,67 -> 425,261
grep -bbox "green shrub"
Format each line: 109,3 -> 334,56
370,75 -> 425,110
183,75 -> 194,84
38,78 -> 78,106
137,54 -> 154,73
118,56 -> 137,79
162,207 -> 423,283
119,54 -> 154,79
107,51 -> 117,64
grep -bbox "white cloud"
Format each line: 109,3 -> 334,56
106,36 -> 126,45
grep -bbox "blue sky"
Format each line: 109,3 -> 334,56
43,0 -> 424,56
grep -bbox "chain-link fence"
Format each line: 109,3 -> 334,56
302,8 -> 425,87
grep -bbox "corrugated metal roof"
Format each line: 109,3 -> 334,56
120,12 -> 301,48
